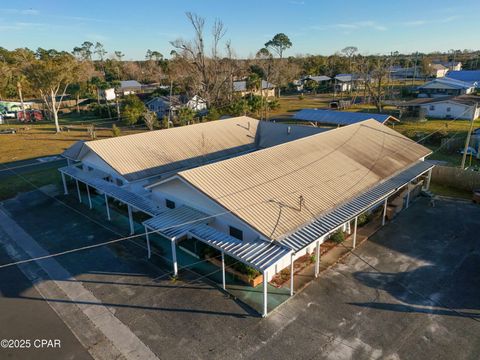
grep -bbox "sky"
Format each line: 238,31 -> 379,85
0,0 -> 478,60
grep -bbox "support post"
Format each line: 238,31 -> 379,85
314,241 -> 320,277
263,270 -> 268,317
406,184 -> 411,209
171,240 -> 178,276
127,205 -> 134,235
424,169 -> 432,191
86,184 -> 92,209
61,173 -> 68,195
353,216 -> 358,249
221,251 -> 226,290
290,254 -> 294,295
382,198 -> 388,226
104,193 -> 111,221
145,227 -> 151,259
75,180 -> 82,203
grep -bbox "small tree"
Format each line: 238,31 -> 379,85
143,110 -> 158,130
111,124 -> 121,137
122,95 -> 145,125
176,107 -> 195,126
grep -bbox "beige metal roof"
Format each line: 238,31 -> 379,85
79,116 -> 260,181
177,119 -> 431,240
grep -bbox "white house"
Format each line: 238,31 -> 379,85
432,60 -> 462,71
429,64 -> 449,78
233,80 -> 275,97
145,95 -> 207,118
418,78 -> 475,97
59,116 -> 432,316
397,95 -> 480,120
119,80 -> 143,95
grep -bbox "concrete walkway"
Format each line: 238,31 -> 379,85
0,206 -> 159,360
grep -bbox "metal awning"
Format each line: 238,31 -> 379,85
188,224 -> 292,272
279,161 -> 434,252
143,206 -> 210,239
59,165 -> 164,216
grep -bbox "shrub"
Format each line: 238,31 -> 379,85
111,124 -> 121,137
330,230 -> 345,244
357,213 -> 370,227
122,94 -> 146,125
298,93 -> 304,100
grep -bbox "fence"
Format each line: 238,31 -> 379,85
432,165 -> 480,191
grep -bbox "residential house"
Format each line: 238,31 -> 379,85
118,80 -> 143,95
59,116 -> 432,316
233,79 -> 275,97
429,64 -> 449,78
294,75 -> 331,91
418,77 -> 475,98
293,109 -> 399,126
445,70 -> 480,88
145,95 -> 207,118
432,60 -> 462,71
333,74 -> 361,92
397,95 -> 480,120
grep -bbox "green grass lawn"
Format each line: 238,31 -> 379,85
429,182 -> 473,200
0,167 -> 62,201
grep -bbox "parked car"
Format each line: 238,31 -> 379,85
17,110 -> 43,122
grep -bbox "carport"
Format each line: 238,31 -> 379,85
59,165 -> 164,235
143,208 -> 292,317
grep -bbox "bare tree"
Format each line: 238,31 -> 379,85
355,56 -> 391,112
143,110 -> 158,130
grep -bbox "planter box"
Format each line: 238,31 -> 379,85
206,256 -> 263,287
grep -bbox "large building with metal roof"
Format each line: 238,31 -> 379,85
59,116 -> 433,316
293,109 -> 398,126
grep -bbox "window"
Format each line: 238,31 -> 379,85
116,178 -> 123,186
446,107 -> 451,112
229,226 -> 243,241
429,105 -> 435,111
165,199 -> 175,209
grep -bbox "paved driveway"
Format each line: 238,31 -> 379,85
0,190 -> 479,360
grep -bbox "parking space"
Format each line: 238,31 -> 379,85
0,189 -> 479,359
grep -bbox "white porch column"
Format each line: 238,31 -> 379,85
346,221 -> 351,234
86,184 -> 92,209
171,240 -> 178,276
290,254 -> 294,296
221,251 -> 226,290
75,180 -> 82,203
382,198 -> 388,226
315,241 -> 320,277
406,183 -> 411,209
127,205 -> 134,235
263,270 -> 268,317
353,216 -> 358,249
145,226 -> 151,259
104,193 -> 111,221
61,173 -> 68,195
424,169 -> 432,191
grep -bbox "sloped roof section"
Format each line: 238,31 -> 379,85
446,70 -> 480,86
178,120 -> 431,240
293,109 -> 397,125
61,140 -> 85,161
80,116 -> 260,181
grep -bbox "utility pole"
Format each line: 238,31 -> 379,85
168,80 -> 173,128
460,103 -> 478,169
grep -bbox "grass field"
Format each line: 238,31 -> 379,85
0,113 -> 143,163
429,182 -> 473,200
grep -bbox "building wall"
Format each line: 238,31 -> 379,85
81,151 -> 127,185
420,102 -> 475,120
150,178 -> 264,243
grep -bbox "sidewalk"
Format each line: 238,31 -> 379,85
286,219 -> 383,293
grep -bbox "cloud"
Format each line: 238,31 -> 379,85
0,8 -> 39,15
401,15 -> 460,27
310,20 -> 387,32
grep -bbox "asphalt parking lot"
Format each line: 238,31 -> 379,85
0,190 -> 479,360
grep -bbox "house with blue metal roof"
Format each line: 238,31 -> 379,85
418,77 -> 476,97
446,70 -> 480,88
293,109 -> 399,126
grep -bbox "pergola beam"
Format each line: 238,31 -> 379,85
61,172 -> 68,195
104,193 -> 111,221
263,270 -> 268,317
128,205 -> 134,235
221,251 -> 226,290
75,180 -> 82,203
353,216 -> 358,249
86,184 -> 92,209
145,226 -> 151,259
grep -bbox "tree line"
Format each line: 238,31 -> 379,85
1,12 -> 480,132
